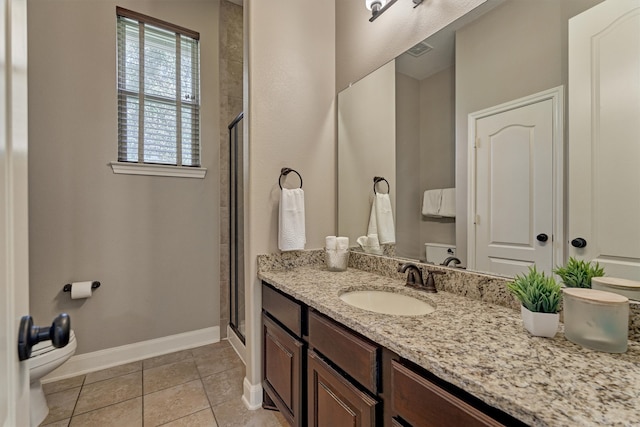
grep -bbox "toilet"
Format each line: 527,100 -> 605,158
424,243 -> 456,265
29,330 -> 77,427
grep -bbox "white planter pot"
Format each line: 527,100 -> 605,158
520,306 -> 559,338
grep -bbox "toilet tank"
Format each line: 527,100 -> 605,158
425,243 -> 456,265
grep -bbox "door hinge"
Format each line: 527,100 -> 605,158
474,138 -> 480,149
474,214 -> 480,225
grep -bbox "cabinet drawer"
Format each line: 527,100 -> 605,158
308,310 -> 379,393
391,360 -> 503,427
308,350 -> 378,427
262,282 -> 303,337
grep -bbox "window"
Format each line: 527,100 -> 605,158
116,7 -> 201,169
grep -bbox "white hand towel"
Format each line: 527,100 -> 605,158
422,189 -> 442,217
356,234 -> 382,254
325,236 -> 337,250
366,234 -> 383,255
336,237 -> 349,250
367,198 -> 378,237
278,188 -> 306,251
373,193 -> 395,244
439,188 -> 456,217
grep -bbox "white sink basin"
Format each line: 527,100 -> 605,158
339,290 -> 435,316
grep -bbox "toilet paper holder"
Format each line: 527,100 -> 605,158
63,281 -> 101,293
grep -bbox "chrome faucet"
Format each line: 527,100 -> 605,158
441,256 -> 461,267
398,263 -> 441,293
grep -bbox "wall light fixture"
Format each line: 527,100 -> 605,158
366,0 -> 424,22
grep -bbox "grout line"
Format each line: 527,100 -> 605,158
155,407 -> 218,427
68,375 -> 86,420
68,397 -> 143,425
82,364 -> 143,387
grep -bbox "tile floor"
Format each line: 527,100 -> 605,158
40,340 -> 289,427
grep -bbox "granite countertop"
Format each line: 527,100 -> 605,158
258,263 -> 640,427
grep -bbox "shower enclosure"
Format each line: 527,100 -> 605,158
228,112 -> 245,342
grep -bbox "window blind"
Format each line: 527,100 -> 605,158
117,8 -> 200,167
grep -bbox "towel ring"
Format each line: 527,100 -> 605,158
279,167 -> 303,190
373,176 -> 389,194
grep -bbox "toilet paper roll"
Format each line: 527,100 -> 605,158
71,281 -> 93,299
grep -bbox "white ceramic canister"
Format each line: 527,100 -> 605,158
562,288 -> 629,353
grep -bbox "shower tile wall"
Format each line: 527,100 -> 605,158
219,0 -> 243,338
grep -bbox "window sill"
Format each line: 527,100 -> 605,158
109,162 -> 207,179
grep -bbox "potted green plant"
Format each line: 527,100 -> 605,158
507,266 -> 561,337
553,257 -> 604,288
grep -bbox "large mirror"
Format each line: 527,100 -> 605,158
338,0 -> 605,276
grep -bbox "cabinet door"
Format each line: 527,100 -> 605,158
391,360 -> 502,427
308,350 -> 378,427
263,314 -> 304,427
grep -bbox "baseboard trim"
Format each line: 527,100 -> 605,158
242,377 -> 263,410
42,326 -> 220,383
226,324 -> 246,364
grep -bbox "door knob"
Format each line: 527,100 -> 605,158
571,238 -> 587,248
536,233 -> 548,242
18,313 -> 70,361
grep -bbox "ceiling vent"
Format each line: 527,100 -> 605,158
407,41 -> 433,57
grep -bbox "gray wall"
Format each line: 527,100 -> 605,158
244,0 -> 336,395
28,0 -> 220,354
419,66 -> 456,256
395,72 -> 421,258
395,66 -> 456,261
455,0 -> 602,266
338,60 -> 396,246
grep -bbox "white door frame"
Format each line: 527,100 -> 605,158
1,0 -> 31,424
467,86 -> 564,273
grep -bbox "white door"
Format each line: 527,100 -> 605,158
1,0 -> 31,425
469,88 -> 563,277
569,0 -> 640,279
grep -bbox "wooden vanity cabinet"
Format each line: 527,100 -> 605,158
262,284 -> 306,427
262,281 -> 524,427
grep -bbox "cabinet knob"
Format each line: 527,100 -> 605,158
571,238 -> 587,248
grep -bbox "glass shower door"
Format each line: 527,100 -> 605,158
228,112 -> 245,342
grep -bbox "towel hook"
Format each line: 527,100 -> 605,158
279,167 -> 303,190
373,176 -> 389,194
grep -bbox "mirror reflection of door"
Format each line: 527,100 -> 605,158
469,88 -> 563,277
569,0 -> 640,279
